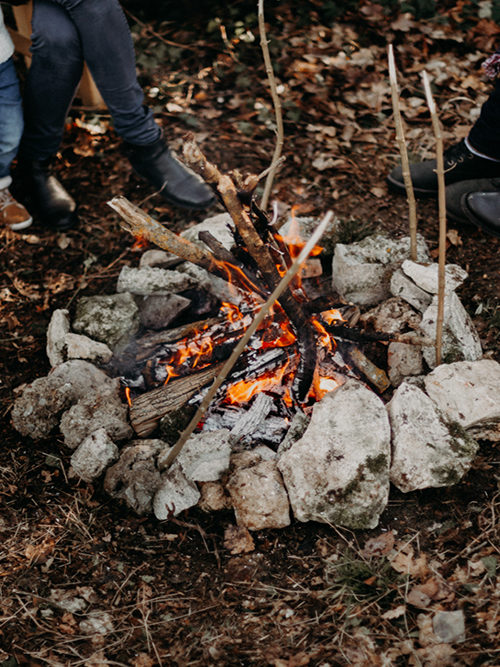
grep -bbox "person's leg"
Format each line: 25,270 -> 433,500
0,58 -> 32,230
467,78 -> 500,160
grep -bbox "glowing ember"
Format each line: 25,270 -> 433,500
226,361 -> 292,405
124,386 -> 133,408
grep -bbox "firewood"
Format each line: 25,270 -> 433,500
135,317 -> 221,361
129,363 -> 224,437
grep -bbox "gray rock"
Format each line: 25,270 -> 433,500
278,379 -> 391,529
157,429 -> 232,482
138,293 -> 191,330
360,297 -> 421,335
181,212 -> 235,251
64,333 -> 113,364
70,428 -> 119,482
198,481 -> 232,512
59,379 -> 132,450
116,265 -> 198,296
46,309 -> 70,367
388,341 -> 424,387
388,382 -> 479,492
332,234 -> 429,306
139,249 -> 179,269
178,262 -> 245,306
390,269 -> 432,312
401,260 -> 468,294
279,215 -> 339,255
104,441 -> 164,515
153,464 -> 200,519
227,449 -> 291,530
433,610 -> 466,644
419,292 -> 482,369
72,292 -> 139,351
11,360 -> 115,440
277,409 -> 310,456
424,360 -> 500,436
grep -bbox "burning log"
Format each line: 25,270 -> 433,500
129,363 -> 223,437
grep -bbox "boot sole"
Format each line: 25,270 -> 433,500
460,195 -> 500,240
386,175 -> 437,198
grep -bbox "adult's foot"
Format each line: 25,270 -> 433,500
445,177 -> 500,224
461,191 -> 500,239
124,137 -> 215,210
387,140 -> 500,197
17,159 -> 78,231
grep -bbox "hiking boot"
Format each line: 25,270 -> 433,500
18,158 -> 78,230
445,177 -> 500,224
123,136 -> 215,210
461,191 -> 500,239
387,140 -> 500,197
0,188 -> 32,231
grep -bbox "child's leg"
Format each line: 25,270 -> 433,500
0,57 -> 23,188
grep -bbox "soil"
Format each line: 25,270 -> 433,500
0,3 -> 499,665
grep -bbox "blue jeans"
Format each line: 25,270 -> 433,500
21,0 -> 161,160
0,57 -> 23,183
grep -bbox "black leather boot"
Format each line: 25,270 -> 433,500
17,159 -> 78,231
123,136 -> 215,210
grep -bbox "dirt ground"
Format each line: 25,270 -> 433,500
0,3 -> 499,665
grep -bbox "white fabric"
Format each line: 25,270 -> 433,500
0,175 -> 13,190
0,8 -> 15,65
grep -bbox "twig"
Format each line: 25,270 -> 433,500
258,0 -> 284,211
388,44 -> 418,261
161,211 -> 333,469
422,71 -> 446,366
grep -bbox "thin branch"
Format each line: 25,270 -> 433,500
422,71 -> 446,367
161,211 -> 333,470
258,0 -> 284,211
388,44 -> 418,261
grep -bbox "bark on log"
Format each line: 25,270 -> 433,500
129,363 -> 223,437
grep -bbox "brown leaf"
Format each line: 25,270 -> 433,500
362,531 -> 395,557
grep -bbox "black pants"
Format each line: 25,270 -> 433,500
469,78 -> 500,159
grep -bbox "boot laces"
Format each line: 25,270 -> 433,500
443,141 -> 470,169
0,188 -> 17,211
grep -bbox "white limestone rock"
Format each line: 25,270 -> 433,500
153,464 -> 200,519
401,260 -> 468,294
360,297 -> 421,335
64,333 -> 113,364
419,292 -> 482,369
104,440 -> 164,515
158,429 -> 232,482
46,309 -> 70,367
138,293 -> 191,330
388,341 -> 424,387
11,360 -> 116,440
139,248 -> 179,269
433,610 -> 466,644
70,428 -> 119,482
424,360 -> 500,440
72,292 -> 139,351
116,265 -> 198,296
181,212 -> 235,251
279,215 -> 339,255
59,379 -> 132,450
332,234 -> 429,305
388,382 -> 479,492
278,379 -> 391,529
198,481 -> 232,512
390,269 -> 432,312
227,448 -> 291,531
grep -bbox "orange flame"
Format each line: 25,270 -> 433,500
124,387 -> 133,408
226,361 -> 291,405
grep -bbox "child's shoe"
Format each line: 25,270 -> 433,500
0,188 -> 32,231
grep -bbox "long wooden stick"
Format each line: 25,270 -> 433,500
161,211 -> 333,470
258,0 -> 284,211
422,71 -> 446,366
388,44 -> 418,261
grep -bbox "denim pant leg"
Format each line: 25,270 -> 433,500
21,0 -> 84,160
468,78 -> 500,160
0,58 -> 24,183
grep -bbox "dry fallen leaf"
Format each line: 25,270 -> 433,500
382,604 -> 406,620
362,530 -> 395,557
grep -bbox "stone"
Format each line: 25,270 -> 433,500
59,380 -> 132,450
138,293 -> 191,330
278,379 -> 391,529
139,248 -> 179,269
433,610 -> 466,644
79,611 -> 114,636
72,292 -> 139,351
332,234 -> 429,306
64,333 -> 113,364
279,214 -> 339,255
181,212 -> 235,251
11,360 -> 116,440
419,292 -> 482,369
360,297 -> 421,335
227,449 -> 291,531
277,409 -> 310,456
70,428 -> 119,482
46,309 -> 70,367
178,262 -> 245,307
153,464 -> 200,519
390,269 -> 432,312
116,265 -> 198,296
388,341 -> 424,387
164,429 -> 231,482
104,441 -> 164,515
388,382 -> 479,492
401,260 -> 468,294
424,360 -> 500,437
198,481 -> 232,512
